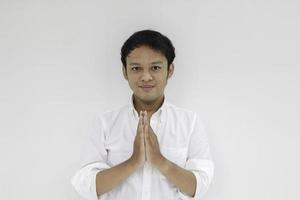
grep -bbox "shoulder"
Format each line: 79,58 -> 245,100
166,102 -> 199,123
93,103 -> 130,127
164,102 -> 207,142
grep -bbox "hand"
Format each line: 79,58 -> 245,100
129,111 -> 147,169
143,111 -> 165,167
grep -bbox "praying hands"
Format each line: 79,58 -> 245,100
129,110 -> 165,169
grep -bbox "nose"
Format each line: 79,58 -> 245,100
141,70 -> 153,81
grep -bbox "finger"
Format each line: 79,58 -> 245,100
144,124 -> 148,135
144,111 -> 149,135
140,111 -> 144,125
138,111 -> 144,134
150,134 -> 156,144
144,124 -> 148,146
144,124 -> 149,143
149,128 -> 158,144
145,124 -> 150,141
144,111 -> 147,124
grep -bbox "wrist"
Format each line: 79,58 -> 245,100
127,157 -> 141,171
155,154 -> 171,173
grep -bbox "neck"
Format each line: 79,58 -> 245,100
133,94 -> 165,116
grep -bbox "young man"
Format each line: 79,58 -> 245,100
71,30 -> 214,200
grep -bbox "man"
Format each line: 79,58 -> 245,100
71,30 -> 214,200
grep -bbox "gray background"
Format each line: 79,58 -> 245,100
0,0 -> 299,199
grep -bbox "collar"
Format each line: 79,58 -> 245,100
129,94 -> 168,123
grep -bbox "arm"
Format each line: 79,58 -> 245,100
156,156 -> 197,197
144,111 -> 214,199
143,111 -> 196,197
95,158 -> 138,196
96,110 -> 147,196
72,113 -> 146,199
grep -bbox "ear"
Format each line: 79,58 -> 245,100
167,63 -> 174,79
122,66 -> 128,80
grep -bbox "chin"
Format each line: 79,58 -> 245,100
135,93 -> 157,101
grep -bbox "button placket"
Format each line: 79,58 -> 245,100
141,162 -> 152,200
141,113 -> 161,200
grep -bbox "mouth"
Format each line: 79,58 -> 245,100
139,85 -> 155,92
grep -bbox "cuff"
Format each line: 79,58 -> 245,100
71,162 -> 110,200
177,170 -> 199,200
178,159 -> 214,200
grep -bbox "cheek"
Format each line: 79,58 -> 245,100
157,76 -> 167,85
127,79 -> 139,90
126,75 -> 137,84
128,81 -> 136,88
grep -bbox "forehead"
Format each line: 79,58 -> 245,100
126,46 -> 167,63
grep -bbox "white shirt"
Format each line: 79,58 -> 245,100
71,95 -> 214,200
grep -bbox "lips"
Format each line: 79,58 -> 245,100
139,85 -> 155,88
139,85 -> 155,92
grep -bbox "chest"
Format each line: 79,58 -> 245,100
104,118 -> 190,167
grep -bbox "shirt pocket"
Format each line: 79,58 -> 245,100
161,146 -> 188,166
107,149 -> 132,166
158,146 -> 188,180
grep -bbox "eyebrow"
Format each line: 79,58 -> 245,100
129,61 -> 163,66
151,61 -> 163,65
129,63 -> 140,66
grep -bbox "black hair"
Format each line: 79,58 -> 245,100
121,29 -> 175,70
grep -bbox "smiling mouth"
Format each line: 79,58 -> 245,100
139,86 -> 154,91
140,86 -> 154,88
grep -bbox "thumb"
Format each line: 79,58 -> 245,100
144,111 -> 148,125
138,111 -> 144,134
144,123 -> 149,148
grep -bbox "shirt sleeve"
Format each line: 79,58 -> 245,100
71,114 -> 111,200
178,113 -> 214,200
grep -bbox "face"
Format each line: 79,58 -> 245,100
122,45 -> 174,103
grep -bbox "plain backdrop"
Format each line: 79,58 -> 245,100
0,0 -> 299,200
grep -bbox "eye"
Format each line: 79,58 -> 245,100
131,67 -> 140,71
152,66 -> 161,71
